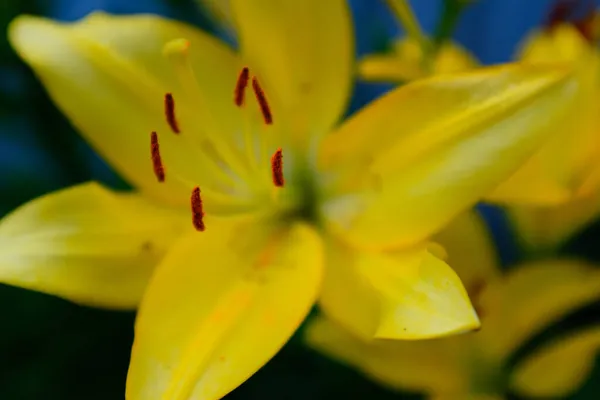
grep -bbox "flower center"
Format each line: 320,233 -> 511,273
148,39 -> 321,231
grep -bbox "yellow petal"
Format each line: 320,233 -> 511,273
518,24 -> 593,64
432,210 -> 500,295
319,64 -> 577,250
305,316 -> 467,394
510,327 -> 600,398
231,0 -> 353,138
358,54 -> 424,83
433,41 -> 479,75
507,187 -> 600,251
476,260 -> 600,359
0,182 -> 187,309
318,238 -> 479,341
9,14 -> 242,207
126,218 -> 323,400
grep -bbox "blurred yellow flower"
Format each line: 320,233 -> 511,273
360,1 -> 600,250
307,210 -> 600,399
358,0 -> 477,82
2,0 -> 579,398
490,20 -> 600,250
359,37 -> 478,82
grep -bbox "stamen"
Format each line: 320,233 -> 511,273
164,93 -> 180,134
234,67 -> 250,107
252,77 -> 273,125
271,148 -> 284,187
191,187 -> 206,231
150,131 -> 165,182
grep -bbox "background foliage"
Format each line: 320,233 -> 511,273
0,0 -> 598,398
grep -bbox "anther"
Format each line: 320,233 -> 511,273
271,148 -> 284,187
252,77 -> 273,125
164,93 -> 180,134
150,131 -> 165,182
234,67 -> 250,107
191,187 -> 206,231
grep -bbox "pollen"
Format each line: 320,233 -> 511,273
252,77 -> 273,125
271,148 -> 284,187
150,131 -> 165,182
234,67 -> 250,107
164,93 -> 180,134
191,186 -> 206,231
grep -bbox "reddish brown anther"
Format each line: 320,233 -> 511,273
252,77 -> 273,125
164,93 -> 180,134
271,148 -> 284,187
234,67 -> 250,107
150,131 -> 165,182
191,186 -> 206,231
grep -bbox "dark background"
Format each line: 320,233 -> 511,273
0,0 -> 599,398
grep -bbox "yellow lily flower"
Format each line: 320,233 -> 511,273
307,211 -> 600,399
489,19 -> 600,250
488,21 -> 600,205
360,2 -> 600,250
3,0 -> 579,398
356,0 -> 478,82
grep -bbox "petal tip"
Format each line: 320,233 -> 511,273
373,304 -> 481,340
8,14 -> 58,63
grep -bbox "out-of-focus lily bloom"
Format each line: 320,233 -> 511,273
360,1 -> 600,250
490,12 -> 600,250
3,0 -> 578,398
307,211 -> 600,399
358,37 -> 478,82
356,0 -> 478,82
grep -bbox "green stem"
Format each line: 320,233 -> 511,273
432,0 -> 469,53
385,0 -> 430,54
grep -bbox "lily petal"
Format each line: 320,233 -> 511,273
9,14 -> 242,207
319,64 -> 577,250
477,260 -> 600,359
358,54 -> 424,83
432,210 -> 500,295
126,218 -> 323,400
231,0 -> 353,137
318,239 -> 479,341
0,182 -> 187,309
510,327 -> 600,398
305,316 -> 467,394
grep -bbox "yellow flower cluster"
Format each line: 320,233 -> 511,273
0,0 -> 598,399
